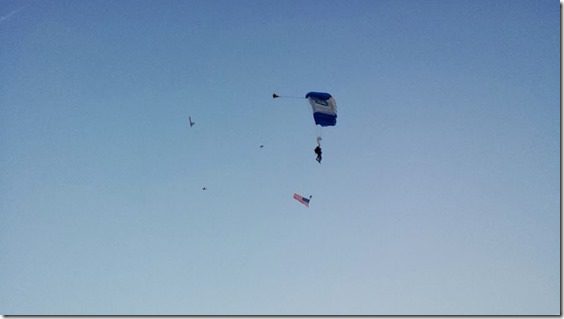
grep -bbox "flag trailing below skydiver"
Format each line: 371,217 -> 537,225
293,193 -> 312,207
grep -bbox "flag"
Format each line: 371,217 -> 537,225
293,193 -> 311,207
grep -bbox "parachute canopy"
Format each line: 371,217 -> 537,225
305,92 -> 337,127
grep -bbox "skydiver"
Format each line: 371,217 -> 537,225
314,137 -> 322,163
314,145 -> 322,163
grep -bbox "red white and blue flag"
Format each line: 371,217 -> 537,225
293,193 -> 311,207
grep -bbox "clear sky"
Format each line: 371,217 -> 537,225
0,0 -> 560,315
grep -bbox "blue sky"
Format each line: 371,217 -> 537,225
0,0 -> 560,315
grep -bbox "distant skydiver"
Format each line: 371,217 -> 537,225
314,137 -> 322,163
314,145 -> 322,163
272,91 -> 337,163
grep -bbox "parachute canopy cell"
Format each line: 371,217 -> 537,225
305,92 -> 337,127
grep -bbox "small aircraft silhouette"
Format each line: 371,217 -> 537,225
259,145 -> 264,148
188,116 -> 195,127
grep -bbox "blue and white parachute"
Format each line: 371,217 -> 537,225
272,91 -> 337,164
272,91 -> 337,127
305,92 -> 337,127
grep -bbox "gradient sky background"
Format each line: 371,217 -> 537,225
0,0 -> 560,315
